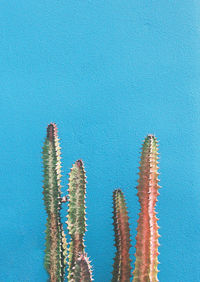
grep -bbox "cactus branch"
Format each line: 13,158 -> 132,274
112,189 -> 132,282
133,134 -> 160,282
66,160 -> 88,280
73,254 -> 93,282
42,123 -> 67,282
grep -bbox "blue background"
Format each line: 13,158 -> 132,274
1,1 -> 200,281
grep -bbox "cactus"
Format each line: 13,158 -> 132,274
42,123 -> 67,282
112,189 -> 132,282
66,160 -> 88,280
41,123 -> 162,281
73,254 -> 93,282
133,134 -> 160,282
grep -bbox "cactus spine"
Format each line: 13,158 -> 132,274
133,135 -> 160,282
112,189 -> 132,282
42,123 -> 67,282
66,160 -> 88,280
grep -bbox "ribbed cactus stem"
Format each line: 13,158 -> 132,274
112,189 -> 132,282
42,123 -> 67,282
67,160 -> 87,280
133,134 -> 160,282
73,254 -> 93,282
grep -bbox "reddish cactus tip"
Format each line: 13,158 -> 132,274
114,188 -> 122,194
47,123 -> 58,142
146,134 -> 157,141
147,133 -> 154,138
75,159 -> 84,167
47,122 -> 57,128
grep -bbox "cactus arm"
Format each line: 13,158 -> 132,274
42,123 -> 67,281
72,254 -> 93,282
112,189 -> 132,282
66,160 -> 87,280
133,135 -> 160,281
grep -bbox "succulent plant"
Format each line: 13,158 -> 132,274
42,123 -> 67,282
133,134 -> 160,282
42,123 -> 162,282
66,160 -> 88,281
112,189 -> 132,282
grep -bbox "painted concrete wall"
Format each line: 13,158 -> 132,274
1,1 -> 200,281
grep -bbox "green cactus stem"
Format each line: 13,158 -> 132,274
66,160 -> 87,280
72,254 -> 93,282
133,134 -> 160,282
112,189 -> 132,282
42,123 -> 67,282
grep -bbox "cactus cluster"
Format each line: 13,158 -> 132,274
42,124 -> 161,282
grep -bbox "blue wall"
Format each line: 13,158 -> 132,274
1,1 -> 200,281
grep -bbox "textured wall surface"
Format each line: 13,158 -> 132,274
0,1 -> 200,281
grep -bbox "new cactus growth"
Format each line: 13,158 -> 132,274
42,123 -> 67,282
73,254 -> 93,282
133,134 -> 160,282
66,160 -> 88,280
112,189 -> 132,282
